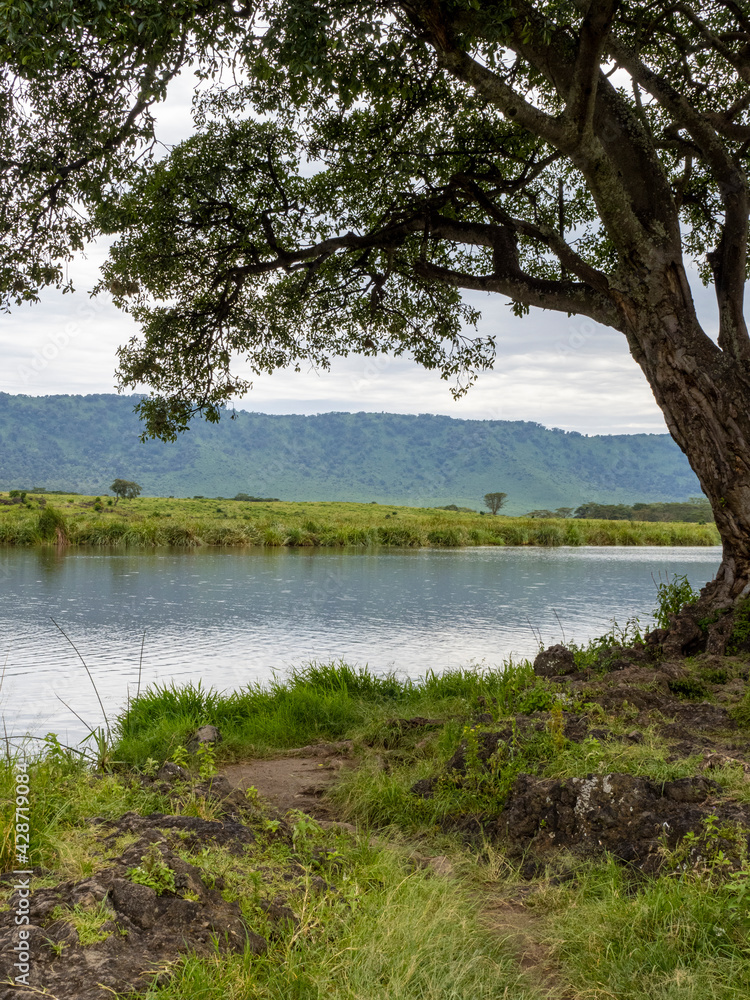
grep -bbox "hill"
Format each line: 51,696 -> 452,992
0,393 -> 702,513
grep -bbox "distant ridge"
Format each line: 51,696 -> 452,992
0,393 -> 701,513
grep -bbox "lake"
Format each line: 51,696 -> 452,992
0,545 -> 721,744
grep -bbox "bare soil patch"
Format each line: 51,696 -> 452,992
220,740 -> 355,819
479,895 -> 572,999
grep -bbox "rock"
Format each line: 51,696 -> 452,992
593,643 -> 653,673
99,811 -> 256,853
410,776 -> 438,798
662,617 -> 706,657
421,854 -> 453,876
701,752 -> 750,775
318,820 -> 358,835
660,702 -> 735,741
258,899 -> 299,935
533,644 -> 576,677
497,771 -> 748,872
109,879 -> 160,930
155,761 -> 191,784
473,712 -> 494,726
187,724 -> 222,753
0,818 -> 266,1000
193,774 -> 234,800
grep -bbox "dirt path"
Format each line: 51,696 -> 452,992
220,740 -> 355,819
479,894 -> 573,999
221,741 -> 572,999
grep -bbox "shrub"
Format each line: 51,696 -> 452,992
427,528 -> 463,546
652,573 -> 700,628
36,505 -> 68,543
534,523 -> 564,546
668,677 -> 709,700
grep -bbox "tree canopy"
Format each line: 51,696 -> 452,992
3,2 -> 747,434
483,491 -> 508,514
4,2 -> 750,619
110,478 -> 142,501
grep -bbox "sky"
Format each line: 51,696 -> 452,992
0,73 -> 722,437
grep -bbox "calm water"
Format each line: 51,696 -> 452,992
0,545 -> 721,743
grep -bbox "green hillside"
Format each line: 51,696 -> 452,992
0,393 -> 701,514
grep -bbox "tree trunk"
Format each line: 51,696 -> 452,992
625,265 -> 750,653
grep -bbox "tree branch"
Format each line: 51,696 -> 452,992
565,0 -> 621,137
414,259 -> 623,328
420,2 -> 674,252
672,2 -> 750,83
450,173 -> 611,294
607,34 -> 750,359
606,36 -> 743,187
394,4 -> 570,151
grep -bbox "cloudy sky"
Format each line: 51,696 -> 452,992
0,74 -> 721,437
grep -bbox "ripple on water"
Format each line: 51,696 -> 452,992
0,545 -> 721,743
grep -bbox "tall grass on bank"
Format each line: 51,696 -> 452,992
112,660 -> 551,769
0,741 -> 542,1000
0,736 -> 171,873
143,844 -> 541,1000
6,654 -> 750,999
0,493 -> 721,549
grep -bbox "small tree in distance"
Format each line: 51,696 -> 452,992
483,493 -> 507,516
110,479 -> 141,504
526,507 -> 575,519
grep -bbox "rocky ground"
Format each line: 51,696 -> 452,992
0,763 -> 348,1000
411,644 -> 750,872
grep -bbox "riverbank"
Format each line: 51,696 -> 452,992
0,494 -> 721,548
2,636 -> 750,998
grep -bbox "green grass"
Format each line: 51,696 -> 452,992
113,658 -> 744,838
5,654 -> 750,999
535,857 -> 750,999
112,660 -> 554,769
130,834 -> 541,1000
49,900 -> 115,945
0,734 -> 172,873
542,728 -> 706,783
0,747 -> 541,1000
0,492 -> 721,548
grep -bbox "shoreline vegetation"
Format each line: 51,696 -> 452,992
0,493 -> 721,548
3,635 -> 750,998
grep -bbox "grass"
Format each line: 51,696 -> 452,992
0,734 -> 172,873
0,492 -> 721,549
0,732 -> 542,1000
132,839 -> 541,1000
537,858 -> 750,999
138,834 -> 541,1000
49,900 -> 115,945
111,660 -> 557,769
4,650 -> 750,999
111,655 -> 745,835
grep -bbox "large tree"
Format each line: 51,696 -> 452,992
3,1 -> 750,644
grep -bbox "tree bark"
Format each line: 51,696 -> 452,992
620,260 -> 750,650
